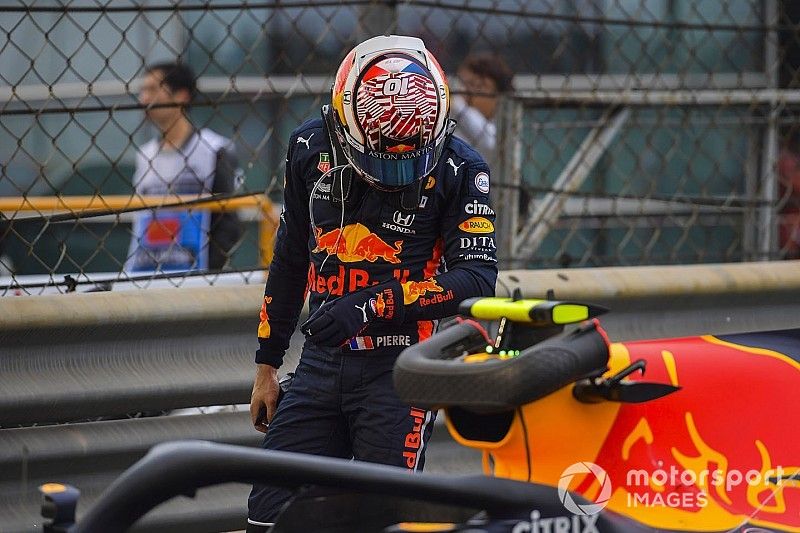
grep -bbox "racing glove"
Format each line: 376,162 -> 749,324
300,279 -> 404,347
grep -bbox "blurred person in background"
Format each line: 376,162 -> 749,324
778,131 -> 800,259
451,51 -> 514,159
452,52 -> 530,231
125,62 -> 243,274
246,35 -> 498,530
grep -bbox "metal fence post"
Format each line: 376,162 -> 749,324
743,129 -> 760,260
514,107 -> 630,265
760,0 -> 780,260
493,96 -> 522,269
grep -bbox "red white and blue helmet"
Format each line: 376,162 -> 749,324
331,35 -> 453,189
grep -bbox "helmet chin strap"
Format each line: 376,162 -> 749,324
397,177 -> 425,212
321,104 -> 426,214
321,105 -> 356,204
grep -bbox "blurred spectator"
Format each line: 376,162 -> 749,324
452,53 -> 531,229
778,133 -> 800,259
0,221 -> 12,278
451,52 -> 514,159
125,62 -> 243,274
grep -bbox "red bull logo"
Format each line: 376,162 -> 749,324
450,329 -> 800,531
307,263 -> 409,296
570,334 -> 800,530
403,407 -> 430,470
387,143 -> 416,153
402,278 -> 443,304
371,286 -> 397,320
418,289 -> 454,307
313,223 -> 403,264
374,293 -> 386,317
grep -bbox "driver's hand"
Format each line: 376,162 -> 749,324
250,364 -> 279,433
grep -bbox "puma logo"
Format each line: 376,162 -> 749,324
296,133 -> 314,149
446,157 -> 465,176
354,301 -> 370,323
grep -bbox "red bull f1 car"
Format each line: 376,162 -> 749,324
39,297 -> 799,532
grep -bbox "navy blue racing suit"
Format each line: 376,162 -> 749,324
248,117 -> 498,526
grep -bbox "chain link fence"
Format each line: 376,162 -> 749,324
1,0 -> 799,294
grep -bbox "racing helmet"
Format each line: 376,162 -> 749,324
331,35 -> 454,189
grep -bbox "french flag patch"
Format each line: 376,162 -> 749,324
348,336 -> 374,350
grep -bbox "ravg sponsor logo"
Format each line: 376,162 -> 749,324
511,511 -> 599,533
459,235 -> 496,250
458,217 -> 494,234
307,263 -> 410,296
465,199 -> 495,216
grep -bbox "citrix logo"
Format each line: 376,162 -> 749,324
465,199 -> 495,216
511,510 -> 599,533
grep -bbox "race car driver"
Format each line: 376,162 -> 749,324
247,34 -> 498,530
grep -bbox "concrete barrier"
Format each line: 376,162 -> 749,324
3,261 -> 799,331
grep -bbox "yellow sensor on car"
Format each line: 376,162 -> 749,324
458,297 -> 608,326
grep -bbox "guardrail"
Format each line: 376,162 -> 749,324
0,193 -> 279,267
2,260 -> 800,532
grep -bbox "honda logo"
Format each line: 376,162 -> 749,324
392,211 -> 415,227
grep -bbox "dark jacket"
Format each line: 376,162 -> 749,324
256,118 -> 498,367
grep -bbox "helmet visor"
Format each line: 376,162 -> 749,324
342,119 -> 455,188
